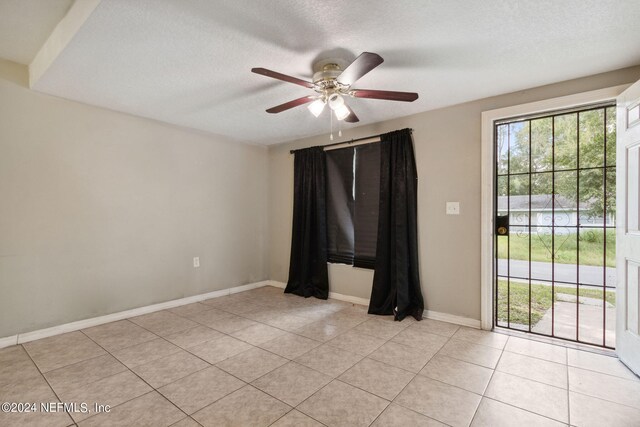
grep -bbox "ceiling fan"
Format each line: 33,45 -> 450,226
251,52 -> 418,123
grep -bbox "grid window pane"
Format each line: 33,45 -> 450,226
531,117 -> 553,172
509,121 -> 529,174
606,106 -> 616,167
605,169 -> 616,227
554,171 -> 578,226
497,124 -> 509,175
577,285 -> 615,346
579,169 -> 604,227
495,104 -> 616,348
509,178 -> 530,226
577,230 -> 608,286
554,113 -> 578,170
578,109 -> 605,168
553,287 -> 577,340
530,280 -> 553,336
496,279 -> 509,328
605,295 -> 616,348
554,230 -> 577,283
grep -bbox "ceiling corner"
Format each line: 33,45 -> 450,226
29,0 -> 102,89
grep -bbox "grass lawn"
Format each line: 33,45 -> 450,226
497,229 -> 615,267
497,280 -> 615,326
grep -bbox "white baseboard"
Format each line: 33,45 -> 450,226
267,281 -> 480,327
1,279 -> 480,349
268,281 -> 370,306
1,280 -> 272,348
328,292 -> 370,306
229,280 -> 271,294
268,280 -> 285,289
424,310 -> 481,329
0,335 -> 18,348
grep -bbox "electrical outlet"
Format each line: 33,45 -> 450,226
193,257 -> 200,268
446,202 -> 460,215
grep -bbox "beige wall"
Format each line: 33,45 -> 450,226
0,60 -> 269,338
2,57 -> 639,339
269,65 -> 640,320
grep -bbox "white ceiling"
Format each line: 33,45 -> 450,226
20,0 -> 640,144
0,0 -> 73,65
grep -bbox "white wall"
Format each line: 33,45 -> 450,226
268,65 -> 640,321
0,59 -> 269,338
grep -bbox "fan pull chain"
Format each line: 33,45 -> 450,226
330,109 -> 334,141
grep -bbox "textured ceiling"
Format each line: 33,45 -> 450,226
0,0 -> 73,65
28,0 -> 640,145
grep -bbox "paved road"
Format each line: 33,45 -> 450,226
497,259 -> 617,287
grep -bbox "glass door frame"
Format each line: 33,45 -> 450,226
479,86 -> 628,335
493,102 -> 616,348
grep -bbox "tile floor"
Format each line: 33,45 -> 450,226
1,285 -> 639,426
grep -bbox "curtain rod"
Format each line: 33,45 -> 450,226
289,128 -> 413,154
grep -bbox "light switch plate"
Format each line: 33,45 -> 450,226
446,202 -> 460,215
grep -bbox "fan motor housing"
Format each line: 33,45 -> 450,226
312,63 -> 350,95
312,63 -> 341,82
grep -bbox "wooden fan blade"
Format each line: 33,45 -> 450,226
351,89 -> 419,102
266,96 -> 316,113
251,67 -> 314,88
344,105 -> 359,123
337,52 -> 384,86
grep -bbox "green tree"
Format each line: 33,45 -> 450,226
498,106 -> 616,219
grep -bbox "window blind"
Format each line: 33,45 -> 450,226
326,147 -> 354,264
325,143 -> 380,269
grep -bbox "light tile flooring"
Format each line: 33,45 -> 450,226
1,286 -> 639,426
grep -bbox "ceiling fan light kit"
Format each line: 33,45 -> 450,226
333,103 -> 350,120
252,52 -> 419,134
327,93 -> 344,110
307,99 -> 326,117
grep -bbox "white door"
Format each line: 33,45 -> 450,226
616,79 -> 640,375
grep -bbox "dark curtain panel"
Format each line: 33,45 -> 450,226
326,148 -> 355,264
353,143 -> 381,268
285,146 -> 329,299
368,129 -> 424,320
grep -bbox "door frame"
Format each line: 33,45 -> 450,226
480,85 -> 629,331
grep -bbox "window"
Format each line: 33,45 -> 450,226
326,143 -> 380,269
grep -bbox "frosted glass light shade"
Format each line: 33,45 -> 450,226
328,93 -> 344,110
334,104 -> 350,120
307,99 -> 325,117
